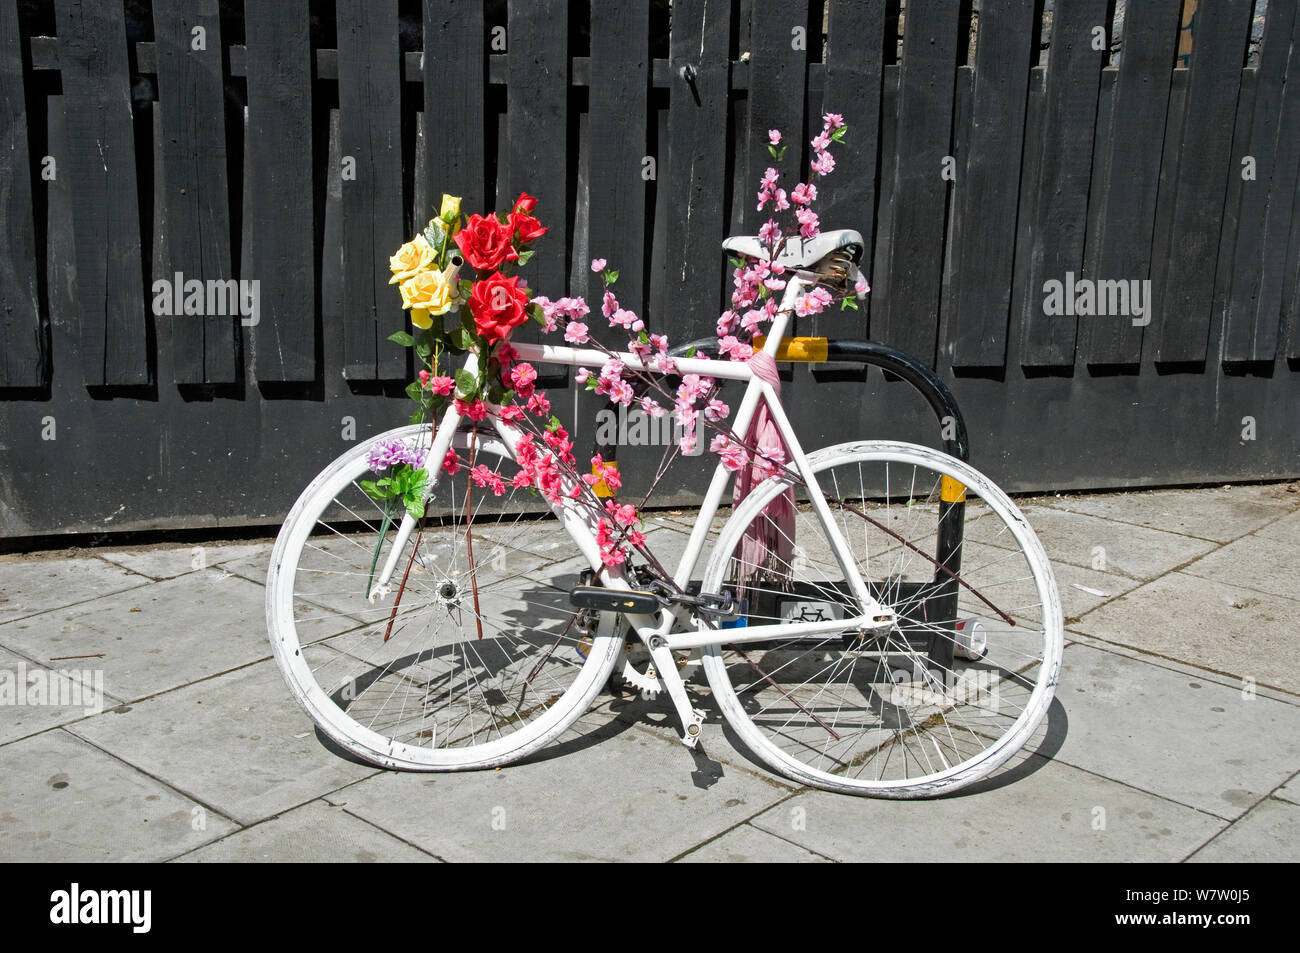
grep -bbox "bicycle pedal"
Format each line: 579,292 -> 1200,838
569,585 -> 660,614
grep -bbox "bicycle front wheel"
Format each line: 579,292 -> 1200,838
266,425 -> 622,770
700,440 -> 1062,797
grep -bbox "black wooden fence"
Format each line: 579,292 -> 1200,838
1,0 -> 1297,538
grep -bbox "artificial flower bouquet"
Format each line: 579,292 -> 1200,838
370,113 -> 863,572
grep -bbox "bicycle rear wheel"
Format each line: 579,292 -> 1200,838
266,425 -> 622,770
700,440 -> 1062,797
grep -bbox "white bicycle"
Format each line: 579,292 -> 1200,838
266,230 -> 1062,798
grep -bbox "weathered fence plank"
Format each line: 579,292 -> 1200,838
245,0 -> 315,383
154,0 -> 236,384
423,0 -> 486,216
658,0 -> 731,344
0,0 -> 42,387
1082,0 -> 1181,366
53,0 -> 149,386
876,0 -> 960,367
947,0 -> 1036,369
337,0 -> 406,381
1224,2 -> 1300,364
1018,0 -> 1108,368
502,0 -> 568,384
587,0 -> 648,317
1153,0 -> 1253,364
743,0 -> 808,235
820,0 -> 885,327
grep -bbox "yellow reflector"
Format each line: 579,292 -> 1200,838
753,336 -> 829,362
591,461 -> 618,498
940,475 -> 967,503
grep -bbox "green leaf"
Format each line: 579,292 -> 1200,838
606,268 -> 619,285
516,248 -> 535,266
405,380 -> 423,402
454,368 -> 479,400
409,408 -> 426,425
458,279 -> 474,301
387,331 -> 415,347
684,345 -> 697,358
638,330 -> 649,344
728,257 -> 744,269
547,415 -> 562,432
358,479 -> 386,501
405,497 -> 426,520
831,126 -> 847,142
528,301 -> 547,326
585,377 -> 599,391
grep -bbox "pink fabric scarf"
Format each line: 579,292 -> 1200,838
732,351 -> 796,585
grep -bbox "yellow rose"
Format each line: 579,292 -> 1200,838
439,193 -> 461,223
388,234 -> 434,283
399,269 -> 453,324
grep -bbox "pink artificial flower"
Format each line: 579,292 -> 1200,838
527,391 -> 551,416
591,258 -> 607,272
773,188 -> 790,211
564,321 -> 590,345
640,396 -> 663,418
705,398 -> 730,422
510,362 -> 538,392
759,219 -> 780,245
856,278 -> 871,297
768,129 -> 781,145
499,404 -> 524,422
796,206 -> 820,239
824,112 -> 844,129
442,449 -> 461,475
791,181 -> 817,205
455,398 -> 488,421
428,375 -> 454,396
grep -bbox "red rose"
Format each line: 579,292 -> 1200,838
513,192 -> 538,213
454,213 -> 519,272
468,273 -> 530,344
510,210 -> 548,244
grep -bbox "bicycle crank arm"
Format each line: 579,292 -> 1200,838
643,634 -> 706,748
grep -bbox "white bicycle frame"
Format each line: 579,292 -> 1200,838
367,273 -> 894,741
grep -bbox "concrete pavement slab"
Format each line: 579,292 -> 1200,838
1179,532 -> 1300,603
967,505 -> 1218,581
68,658 -> 381,826
1255,506 -> 1300,543
677,823 -> 830,862
324,720 -> 794,862
0,646 -> 125,744
1072,572 -> 1300,694
1052,643 -> 1300,819
171,800 -> 438,862
1186,798 -> 1300,862
0,555 -> 148,624
0,568 -> 352,702
98,541 -> 274,580
749,752 -> 1225,862
1042,485 -> 1297,543
0,729 -> 237,861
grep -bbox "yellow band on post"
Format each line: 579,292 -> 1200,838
940,475 -> 967,503
591,461 -> 618,498
753,336 -> 830,362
